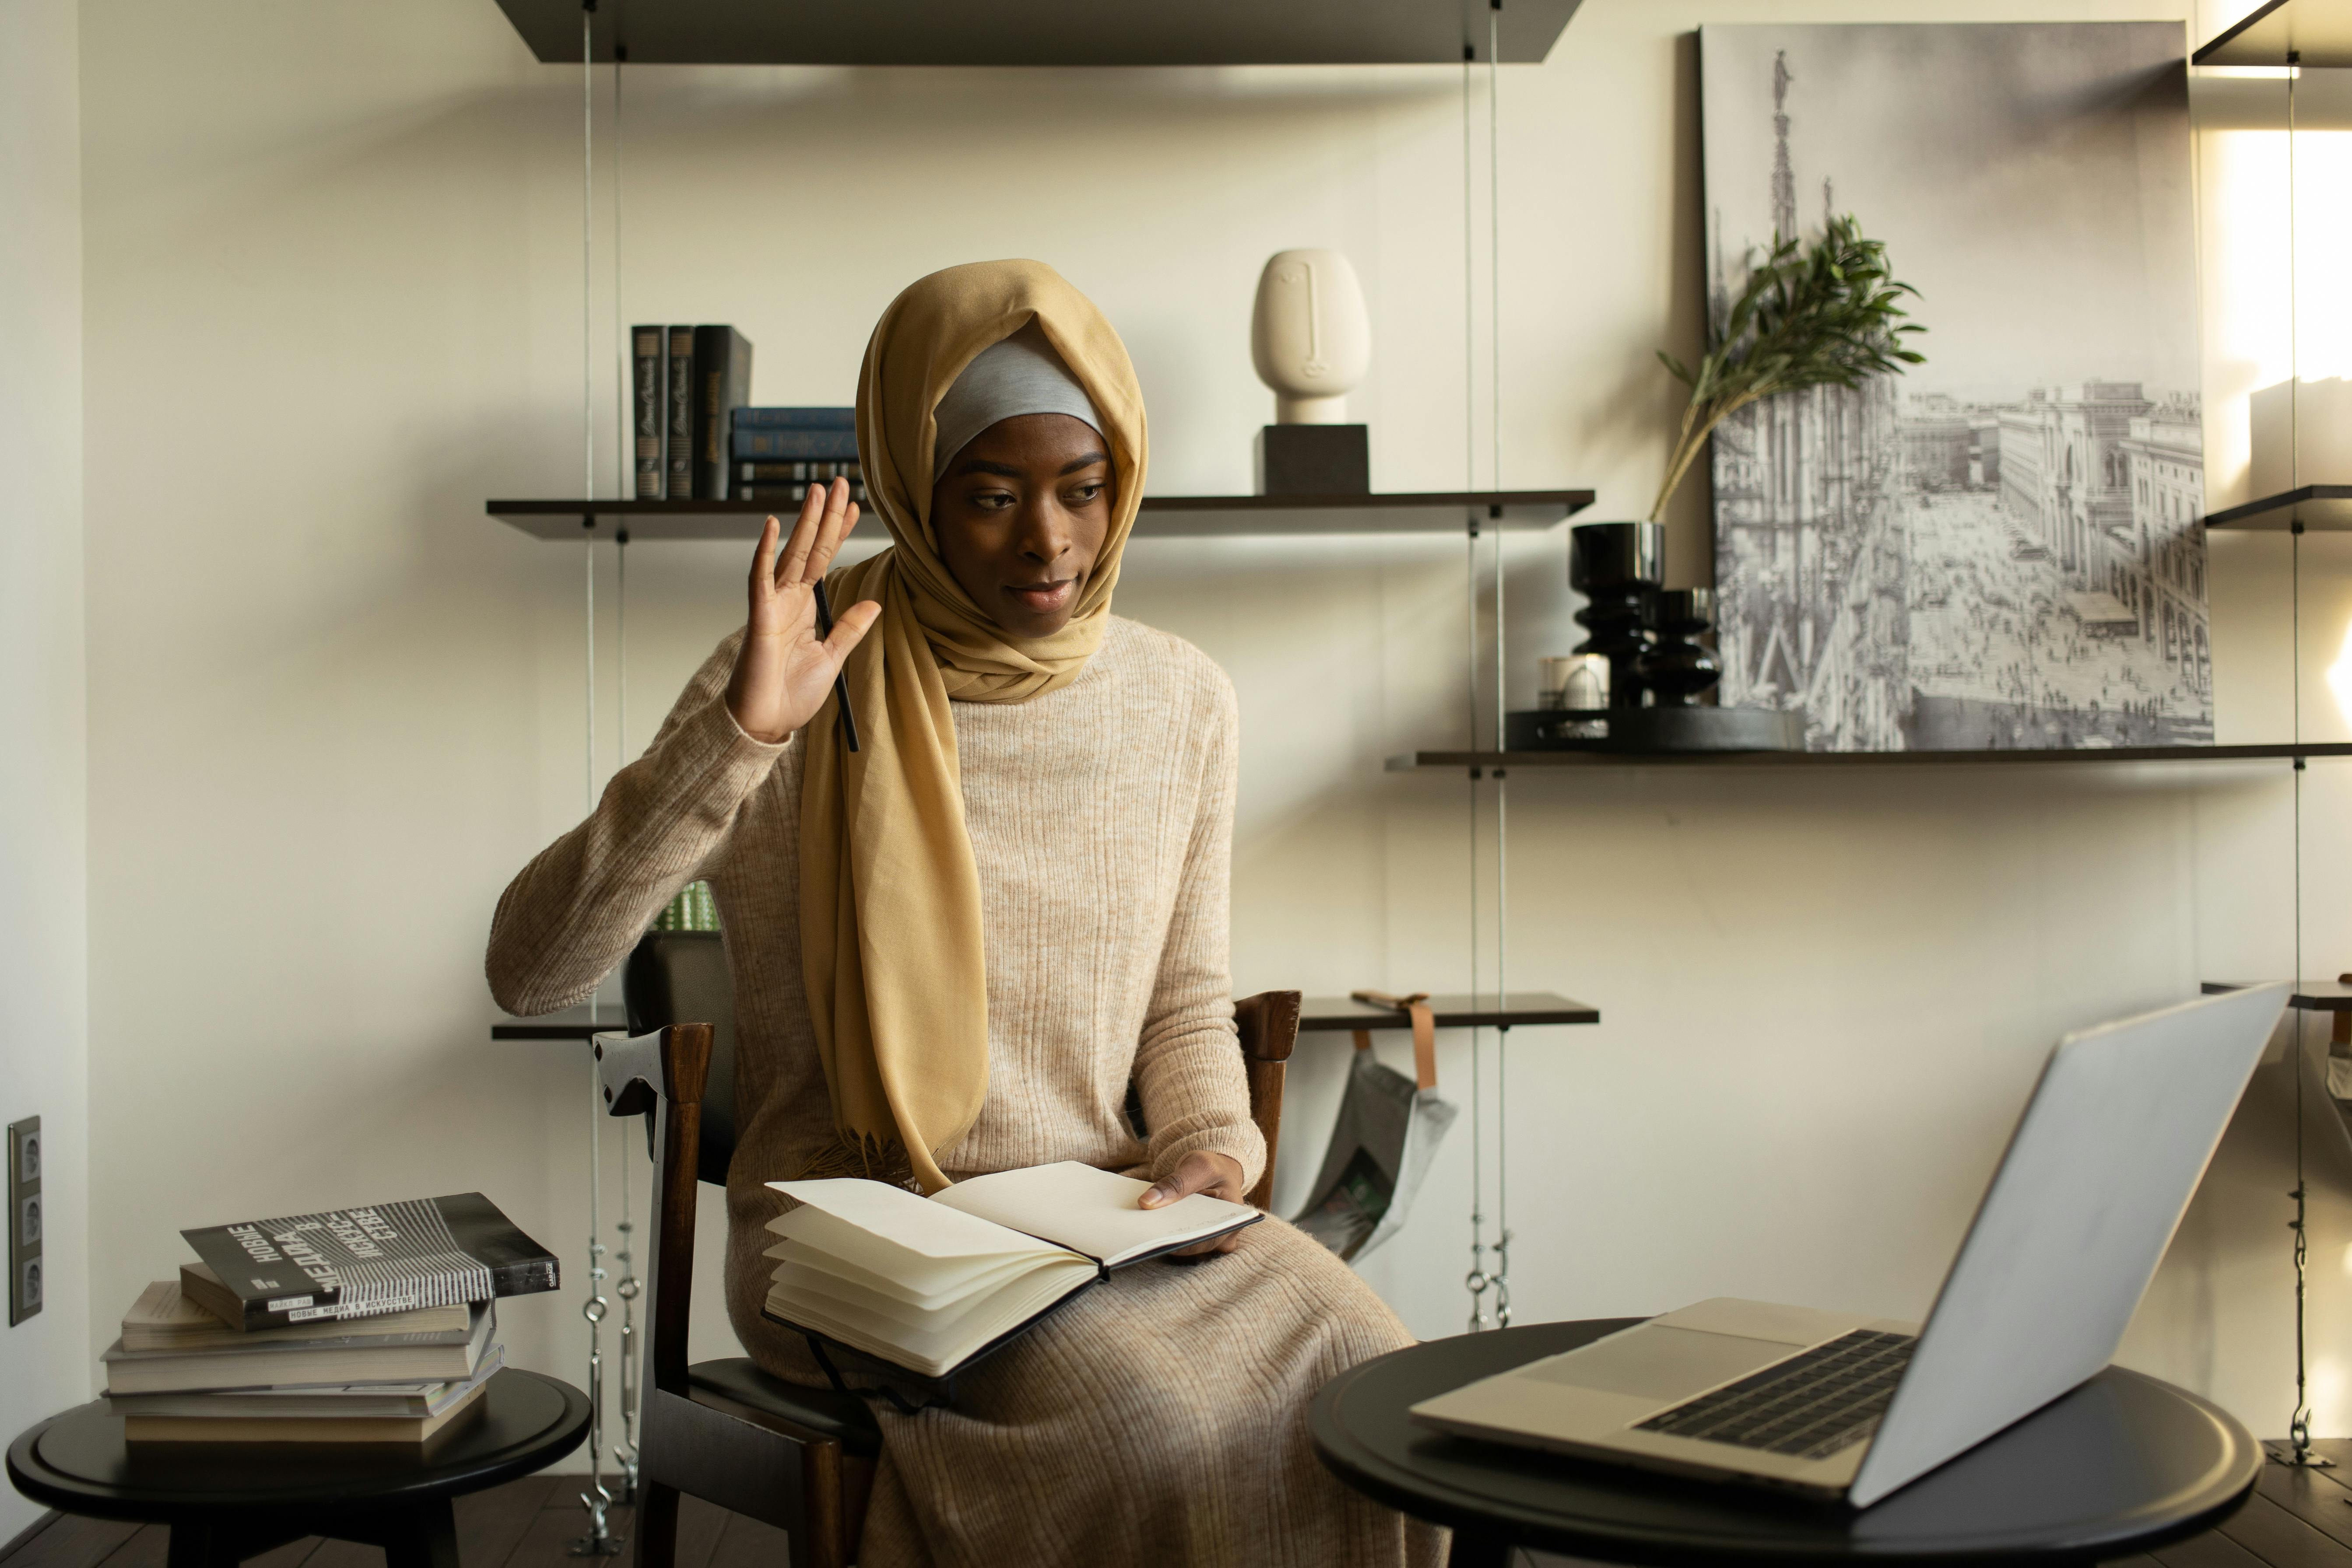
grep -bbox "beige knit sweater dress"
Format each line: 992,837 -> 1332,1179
488,615 -> 1443,1568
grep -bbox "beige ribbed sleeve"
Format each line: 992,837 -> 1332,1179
485,635 -> 772,1017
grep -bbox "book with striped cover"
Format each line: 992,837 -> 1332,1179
180,1193 -> 557,1331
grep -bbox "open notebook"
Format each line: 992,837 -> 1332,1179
761,1161 -> 1260,1381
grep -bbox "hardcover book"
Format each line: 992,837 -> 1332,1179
132,1270 -> 471,1351
692,325 -> 754,500
760,1161 -> 1258,1383
665,325 -> 695,500
733,407 -> 856,430
731,428 -> 859,463
104,1302 -> 495,1393
632,324 -> 665,500
180,1192 -> 556,1330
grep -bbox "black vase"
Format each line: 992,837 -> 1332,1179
1638,587 -> 1722,707
1569,522 -> 1664,710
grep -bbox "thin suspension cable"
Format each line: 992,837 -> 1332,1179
1488,7 -> 1503,498
2284,51 -> 2317,1470
1488,1 -> 1511,1328
576,7 -> 617,1550
1460,41 -> 1492,1334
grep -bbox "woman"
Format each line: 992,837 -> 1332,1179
488,260 -> 1440,1567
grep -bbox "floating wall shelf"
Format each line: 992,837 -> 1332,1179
1390,744 -> 2352,771
488,491 -> 1595,542
2201,980 -> 2352,1011
497,990 -> 1598,1043
2202,486 -> 2352,533
491,0 -> 1584,66
2194,0 -> 2352,67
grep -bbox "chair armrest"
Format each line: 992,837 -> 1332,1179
1236,991 -> 1301,1063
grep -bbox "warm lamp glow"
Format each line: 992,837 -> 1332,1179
2331,621 -> 2352,728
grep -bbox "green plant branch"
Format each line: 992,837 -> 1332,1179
1649,214 -> 1926,524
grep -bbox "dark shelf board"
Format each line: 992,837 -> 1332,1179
2195,0 -> 2352,67
2202,485 -> 2352,532
497,993 -> 1601,1043
2204,980 -> 2352,1012
1390,743 -> 2352,771
488,491 -> 1594,541
492,0 -> 1583,66
1301,991 -> 1598,1031
492,1007 -> 613,1042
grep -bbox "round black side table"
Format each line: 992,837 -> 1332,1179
1311,1319 -> 2261,1568
7,1368 -> 590,1568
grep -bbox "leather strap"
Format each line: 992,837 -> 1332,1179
1351,989 -> 1438,1091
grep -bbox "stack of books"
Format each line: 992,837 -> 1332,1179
632,324 -> 755,501
730,407 -> 863,506
101,1192 -> 557,1443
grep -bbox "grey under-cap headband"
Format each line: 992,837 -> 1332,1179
930,321 -> 1106,482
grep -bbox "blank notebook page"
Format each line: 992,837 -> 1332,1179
931,1161 -> 1253,1266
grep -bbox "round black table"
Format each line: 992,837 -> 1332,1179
7,1368 -> 590,1568
1311,1319 -> 2261,1568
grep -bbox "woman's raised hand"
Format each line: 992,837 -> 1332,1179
724,479 -> 880,744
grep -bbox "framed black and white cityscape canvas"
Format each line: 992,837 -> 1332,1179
1700,23 -> 2208,751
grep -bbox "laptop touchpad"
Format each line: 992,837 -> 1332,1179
1523,1325 -> 1795,1402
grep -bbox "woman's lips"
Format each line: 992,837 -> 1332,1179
1006,578 -> 1077,615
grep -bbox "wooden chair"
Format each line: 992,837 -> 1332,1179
595,929 -> 1301,1568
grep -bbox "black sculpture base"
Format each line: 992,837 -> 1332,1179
1506,707 -> 1804,754
1255,424 -> 1369,494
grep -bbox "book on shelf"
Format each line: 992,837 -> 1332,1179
632,324 -> 666,500
133,1270 -> 471,1352
731,427 -> 859,463
738,460 -> 860,484
180,1191 -> 556,1330
105,1297 -> 496,1393
693,325 -> 754,501
761,1161 -> 1259,1382
665,325 -> 695,500
734,407 -> 856,431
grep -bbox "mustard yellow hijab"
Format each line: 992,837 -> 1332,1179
797,260 -> 1147,1193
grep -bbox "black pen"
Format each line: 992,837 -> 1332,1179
813,580 -> 860,754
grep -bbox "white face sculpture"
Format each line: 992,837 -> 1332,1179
1250,249 -> 1371,425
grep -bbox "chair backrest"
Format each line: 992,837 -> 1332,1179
618,927 -> 1299,1205
624,930 -> 737,1186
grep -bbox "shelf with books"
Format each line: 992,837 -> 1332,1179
487,489 -> 1596,541
1388,743 -> 2352,772
492,0 -> 1584,67
2201,485 -> 2352,532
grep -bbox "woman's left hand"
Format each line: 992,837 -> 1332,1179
1140,1151 -> 1250,1256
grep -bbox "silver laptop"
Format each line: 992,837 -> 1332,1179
1412,984 -> 2288,1508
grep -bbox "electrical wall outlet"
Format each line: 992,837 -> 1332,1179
8,1117 -> 39,1326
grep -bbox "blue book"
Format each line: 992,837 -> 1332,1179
734,407 -> 857,430
733,428 -> 860,461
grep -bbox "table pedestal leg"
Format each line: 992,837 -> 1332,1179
165,1525 -> 239,1568
1446,1527 -> 1512,1568
379,1498 -> 460,1568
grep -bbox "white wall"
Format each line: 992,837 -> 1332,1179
0,0 -> 89,1542
70,0 -> 2352,1490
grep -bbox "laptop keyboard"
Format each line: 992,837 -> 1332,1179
1635,1328 -> 1917,1462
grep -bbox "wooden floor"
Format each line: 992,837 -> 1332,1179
0,1477 -> 778,1568
12,1445 -> 2352,1568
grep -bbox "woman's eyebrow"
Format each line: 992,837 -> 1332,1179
1058,452 -> 1108,475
